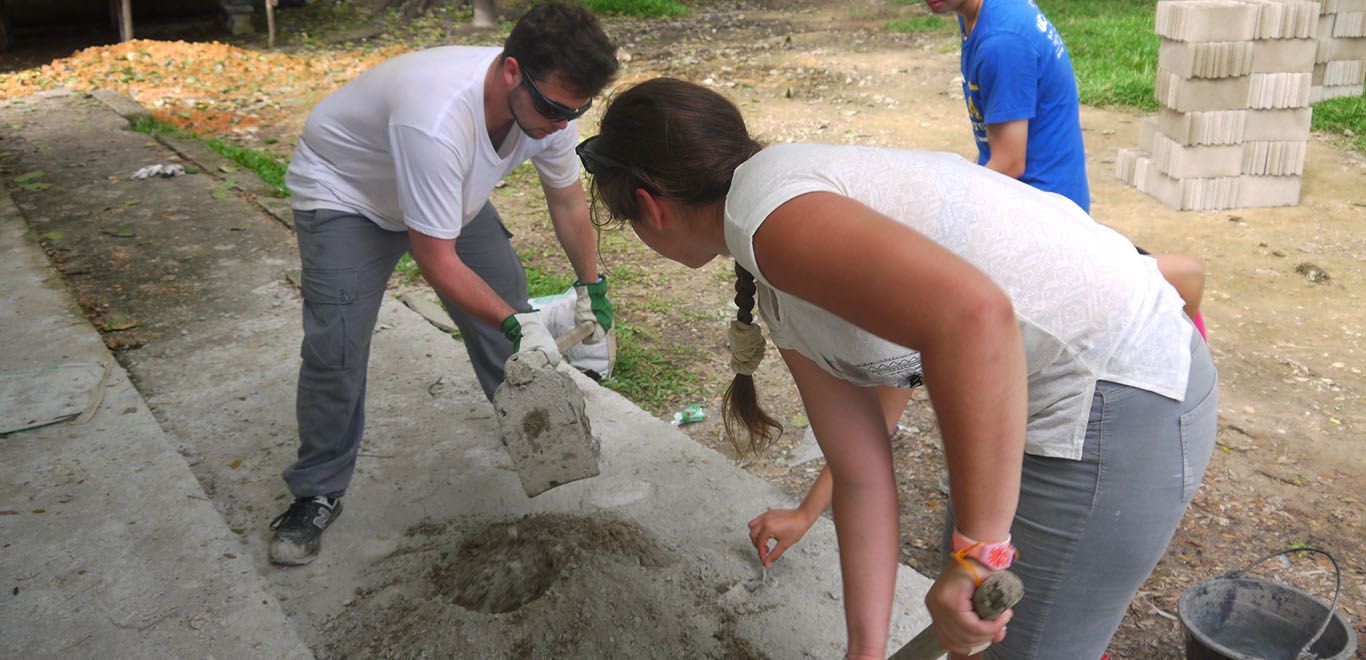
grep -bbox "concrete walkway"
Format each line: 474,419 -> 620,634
0,89 -> 933,658
0,133 -> 313,657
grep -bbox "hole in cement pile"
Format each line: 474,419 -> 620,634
433,513 -> 667,613
324,512 -> 771,659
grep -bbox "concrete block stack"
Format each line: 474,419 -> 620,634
1314,0 -> 1366,100
1116,0 -> 1323,210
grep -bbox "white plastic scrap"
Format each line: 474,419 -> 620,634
131,164 -> 186,179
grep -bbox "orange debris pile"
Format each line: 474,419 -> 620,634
0,39 -> 404,136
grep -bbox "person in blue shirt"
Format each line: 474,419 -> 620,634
932,0 -> 1207,340
952,0 -> 1091,211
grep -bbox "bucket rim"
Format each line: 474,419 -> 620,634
1176,547 -> 1356,659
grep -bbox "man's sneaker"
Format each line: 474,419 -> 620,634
269,496 -> 342,566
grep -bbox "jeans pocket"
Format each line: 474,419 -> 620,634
300,267 -> 358,368
1178,382 -> 1220,502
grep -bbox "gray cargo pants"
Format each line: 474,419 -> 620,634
283,203 -> 529,498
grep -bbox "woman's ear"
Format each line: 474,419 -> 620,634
634,188 -> 666,230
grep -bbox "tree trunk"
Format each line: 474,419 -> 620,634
116,0 -> 133,42
472,0 -> 496,29
266,0 -> 276,48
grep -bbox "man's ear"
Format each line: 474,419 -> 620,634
501,56 -> 522,86
634,188 -> 665,230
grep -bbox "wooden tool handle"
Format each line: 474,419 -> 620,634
888,570 -> 1024,660
555,322 -> 598,353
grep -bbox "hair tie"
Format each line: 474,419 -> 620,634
728,320 -> 766,376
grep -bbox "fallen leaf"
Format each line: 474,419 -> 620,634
13,170 -> 44,183
229,458 -> 242,469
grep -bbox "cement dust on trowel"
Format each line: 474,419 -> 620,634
323,513 -> 768,659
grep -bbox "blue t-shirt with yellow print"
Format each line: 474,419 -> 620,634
959,0 -> 1090,213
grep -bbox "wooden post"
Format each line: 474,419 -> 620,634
119,0 -> 133,42
266,0 -> 276,49
473,0 -> 496,29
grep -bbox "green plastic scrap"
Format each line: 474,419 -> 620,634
672,404 -> 706,426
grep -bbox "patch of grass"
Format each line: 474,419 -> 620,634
1039,0 -> 1160,110
1311,95 -> 1366,153
886,14 -> 956,34
133,116 -> 290,197
521,254 -> 576,298
603,324 -> 705,413
394,253 -> 424,285
583,0 -> 686,18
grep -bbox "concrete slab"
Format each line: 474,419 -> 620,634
0,171 -> 312,659
0,89 -> 936,657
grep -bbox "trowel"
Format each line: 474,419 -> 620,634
492,322 -> 602,497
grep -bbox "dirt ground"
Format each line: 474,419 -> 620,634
2,1 -> 1361,657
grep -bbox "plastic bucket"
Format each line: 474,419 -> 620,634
1178,548 -> 1357,660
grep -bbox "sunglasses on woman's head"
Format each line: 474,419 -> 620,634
522,74 -> 592,122
575,135 -> 631,174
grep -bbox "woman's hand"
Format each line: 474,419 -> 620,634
747,507 -> 816,567
925,559 -> 1013,655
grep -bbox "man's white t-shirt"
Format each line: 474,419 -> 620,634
723,144 -> 1193,461
285,46 -> 581,238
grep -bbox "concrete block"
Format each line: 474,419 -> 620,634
1317,35 -> 1366,61
1139,167 -> 1242,211
1310,83 -> 1366,101
1323,0 -> 1366,12
1236,174 -> 1302,207
1251,38 -> 1319,73
1160,107 -> 1248,145
1156,68 -> 1252,111
1151,131 -> 1244,178
1241,140 -> 1308,175
1243,107 -> 1313,140
1139,116 -> 1161,152
493,353 -> 601,497
1156,0 -> 1261,42
1247,72 -> 1313,107
1160,39 -> 1254,78
1324,58 -> 1366,84
1115,148 -> 1145,184
1243,0 -> 1322,39
1334,11 -> 1366,36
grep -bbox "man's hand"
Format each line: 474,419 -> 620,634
747,507 -> 817,568
500,312 -> 562,367
574,275 -> 613,343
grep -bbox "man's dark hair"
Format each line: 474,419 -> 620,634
503,2 -> 618,96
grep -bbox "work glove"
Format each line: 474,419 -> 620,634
573,275 -> 613,344
500,311 -> 561,368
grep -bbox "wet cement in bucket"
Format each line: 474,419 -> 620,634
322,512 -> 768,659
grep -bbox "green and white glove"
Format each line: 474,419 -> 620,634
574,275 -> 614,344
500,311 -> 561,367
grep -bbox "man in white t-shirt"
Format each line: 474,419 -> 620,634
269,2 -> 618,566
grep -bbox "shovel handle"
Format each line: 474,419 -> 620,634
555,322 -> 598,354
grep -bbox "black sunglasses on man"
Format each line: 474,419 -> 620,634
522,73 -> 592,122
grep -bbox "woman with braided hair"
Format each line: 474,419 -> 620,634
577,77 -> 1217,660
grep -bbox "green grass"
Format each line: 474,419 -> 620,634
1311,95 -> 1366,153
1039,0 -> 1161,110
603,324 -> 706,413
133,117 -> 290,197
886,14 -> 956,34
522,258 -> 576,298
583,0 -> 686,17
